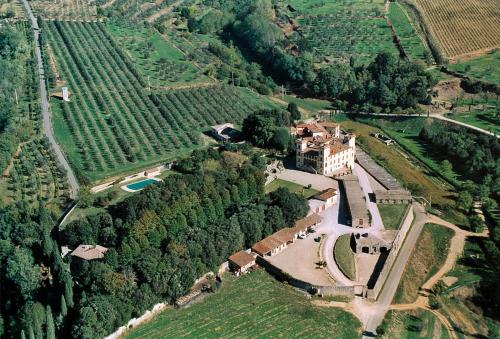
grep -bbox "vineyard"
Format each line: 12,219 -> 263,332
44,20 -> 273,181
282,0 -> 399,63
412,0 -> 500,60
97,0 -> 183,23
30,0 -> 97,20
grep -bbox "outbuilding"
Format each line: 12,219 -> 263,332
228,250 -> 256,276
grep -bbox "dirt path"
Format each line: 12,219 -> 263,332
388,216 -> 488,339
101,0 -> 118,9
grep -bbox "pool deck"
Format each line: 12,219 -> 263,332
120,177 -> 162,193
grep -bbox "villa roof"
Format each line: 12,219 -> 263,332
228,250 -> 255,268
319,121 -> 339,128
71,244 -> 108,260
330,143 -> 349,154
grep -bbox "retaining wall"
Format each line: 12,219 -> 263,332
257,256 -> 358,297
367,204 -> 414,300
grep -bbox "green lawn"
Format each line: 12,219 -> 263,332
446,110 -> 500,135
395,224 -> 454,303
381,309 -> 450,339
447,50 -> 500,85
334,234 -> 356,281
126,269 -> 362,338
281,95 -> 332,117
265,179 -> 319,198
378,204 -> 410,230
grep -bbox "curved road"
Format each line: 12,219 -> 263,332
21,0 -> 79,200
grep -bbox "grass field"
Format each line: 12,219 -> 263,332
447,109 -> 500,135
265,179 -> 319,199
334,234 -> 356,281
447,50 -> 500,85
44,20 -> 274,182
126,269 -> 362,338
395,223 -> 454,304
379,204 -> 410,230
388,1 -> 429,63
413,0 -> 500,60
381,309 -> 450,339
282,0 -> 399,64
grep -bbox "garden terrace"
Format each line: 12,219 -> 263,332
44,20 -> 273,181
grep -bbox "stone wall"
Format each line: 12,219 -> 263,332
366,204 -> 414,300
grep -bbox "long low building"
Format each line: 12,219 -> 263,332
341,175 -> 370,228
374,190 -> 412,204
251,213 -> 322,257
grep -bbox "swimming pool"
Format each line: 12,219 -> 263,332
125,178 -> 160,191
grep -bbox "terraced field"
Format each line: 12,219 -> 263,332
412,0 -> 500,60
44,20 -> 273,181
126,269 -> 361,338
30,0 -> 97,20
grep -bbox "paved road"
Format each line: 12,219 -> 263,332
364,112 -> 499,139
21,0 -> 79,200
362,203 -> 427,337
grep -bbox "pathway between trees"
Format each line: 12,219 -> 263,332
21,0 -> 79,200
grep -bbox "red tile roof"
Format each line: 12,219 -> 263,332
315,188 -> 337,201
228,251 -> 255,268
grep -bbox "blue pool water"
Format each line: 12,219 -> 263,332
126,178 -> 159,191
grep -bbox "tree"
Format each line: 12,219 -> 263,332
438,160 -> 452,174
269,188 -> 308,225
46,306 -> 55,339
6,248 -> 42,300
457,191 -> 473,213
271,127 -> 291,151
469,214 -> 484,233
287,102 -> 301,121
60,295 -> 68,317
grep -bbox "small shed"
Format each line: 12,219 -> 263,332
228,250 -> 256,276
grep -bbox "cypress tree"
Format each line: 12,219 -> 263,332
64,276 -> 74,308
28,325 -> 35,339
46,306 -> 55,339
60,295 -> 67,317
21,330 -> 26,339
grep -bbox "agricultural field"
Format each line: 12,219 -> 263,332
381,309 -> 450,339
126,269 -> 362,338
106,20 -> 213,88
30,0 -> 97,20
280,0 -> 399,64
387,1 -> 430,63
0,139 -> 70,210
412,0 -> 500,60
265,178 -> 319,199
379,204 -> 410,230
334,234 -> 356,281
97,0 -> 180,23
447,50 -> 500,85
0,0 -> 24,18
43,20 -> 273,182
394,223 -> 454,304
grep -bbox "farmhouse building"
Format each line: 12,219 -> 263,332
374,190 -> 412,204
251,213 -> 322,257
341,175 -> 370,228
309,188 -> 338,213
295,122 -> 355,176
228,250 -> 256,276
70,244 -> 108,260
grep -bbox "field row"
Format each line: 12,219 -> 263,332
415,0 -> 500,58
30,0 -> 97,20
45,20 -> 271,181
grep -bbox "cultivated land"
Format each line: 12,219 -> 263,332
395,223 -> 454,304
44,20 -> 273,182
125,269 -> 362,338
378,204 -> 409,230
388,1 -> 429,63
29,0 -> 97,20
281,0 -> 399,63
411,0 -> 500,60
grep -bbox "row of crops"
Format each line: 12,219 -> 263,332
100,0 -> 178,22
4,138 -> 70,206
44,20 -> 271,179
31,0 -> 97,20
